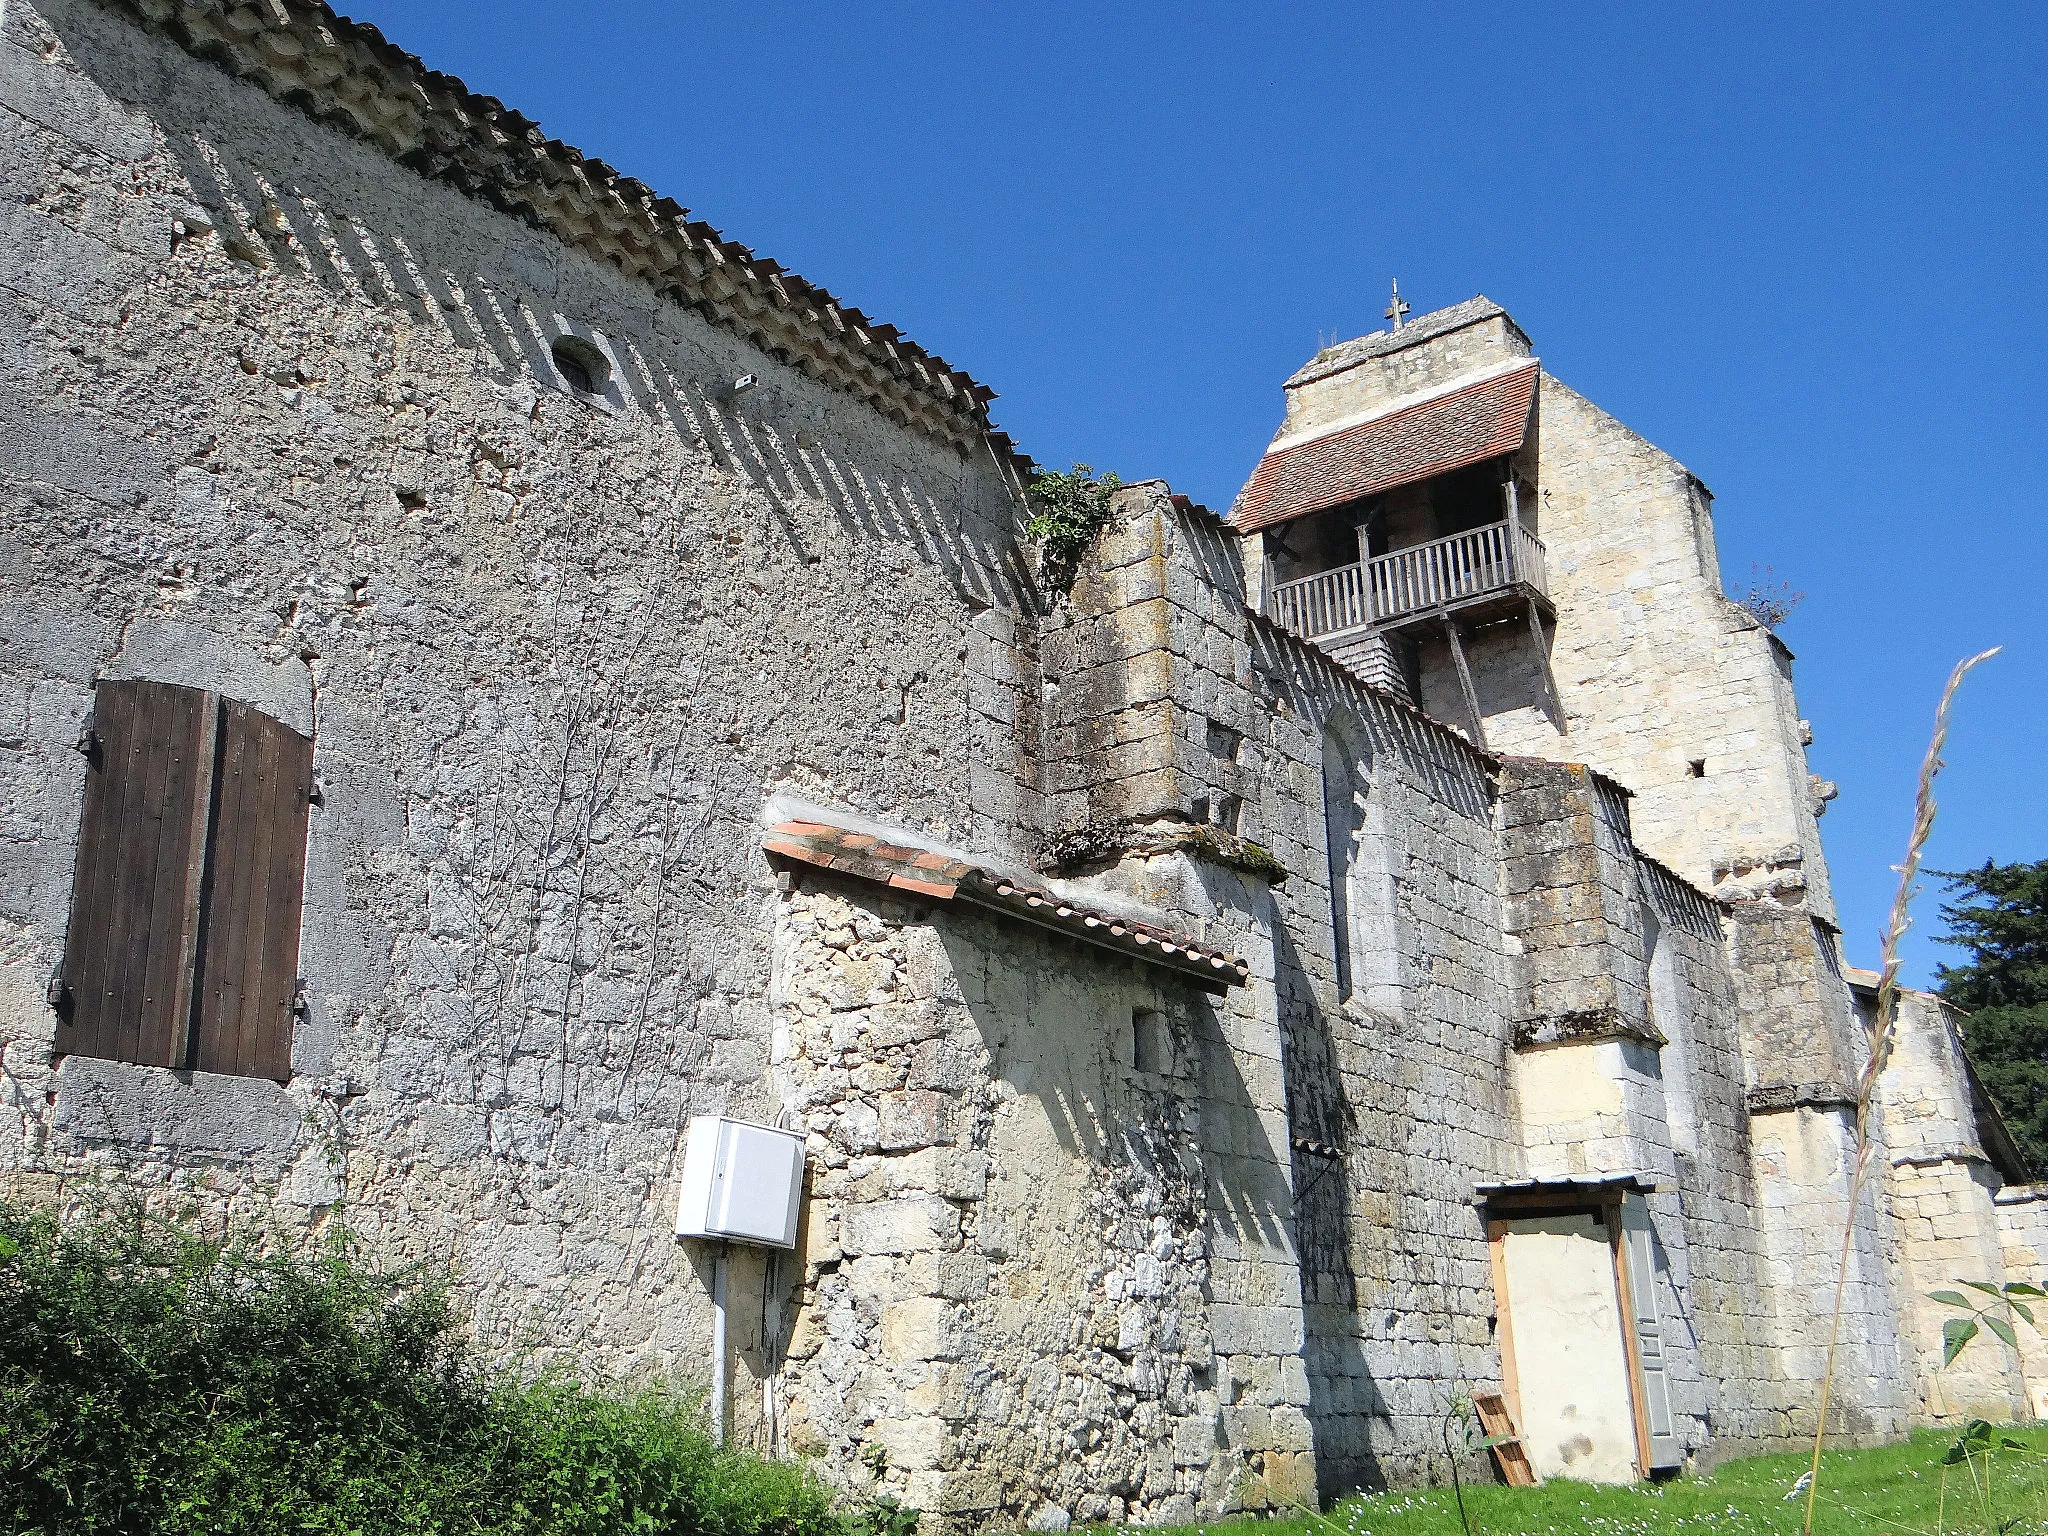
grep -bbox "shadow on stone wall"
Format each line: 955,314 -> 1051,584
37,1 -> 1035,616
1272,916 -> 1391,1498
927,916 -> 1302,1523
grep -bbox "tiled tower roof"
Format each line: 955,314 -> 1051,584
1233,361 -> 1538,533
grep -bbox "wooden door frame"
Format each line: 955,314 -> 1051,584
1485,1217 -> 1523,1431
1484,1193 -> 1653,1478
1603,1193 -> 1656,1476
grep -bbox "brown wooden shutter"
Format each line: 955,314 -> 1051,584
190,700 -> 313,1082
56,680 -> 218,1069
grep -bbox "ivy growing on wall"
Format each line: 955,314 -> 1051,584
1025,462 -> 1122,593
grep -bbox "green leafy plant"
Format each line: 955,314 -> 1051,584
1438,1389 -> 1515,1536
1933,1278 -> 2045,1436
850,1493 -> 920,1536
1932,1282 -> 2046,1536
0,1202 -> 839,1536
1935,1281 -> 2046,1368
850,1443 -> 920,1536
1024,462 -> 1122,593
1941,1418 -> 2033,1535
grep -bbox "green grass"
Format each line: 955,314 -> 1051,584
1133,1430 -> 2048,1536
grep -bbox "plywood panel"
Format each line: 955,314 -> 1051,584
1496,1210 -> 1638,1483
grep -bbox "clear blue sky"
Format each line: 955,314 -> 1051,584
337,1 -> 2044,986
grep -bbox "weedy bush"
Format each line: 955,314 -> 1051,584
1736,563 -> 1806,630
1025,463 -> 1122,594
0,1204 -> 840,1536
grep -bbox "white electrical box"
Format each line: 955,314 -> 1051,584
674,1116 -> 806,1249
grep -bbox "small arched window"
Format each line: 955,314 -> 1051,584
1644,906 -> 1701,1158
550,333 -> 611,397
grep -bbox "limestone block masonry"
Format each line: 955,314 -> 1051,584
1,0 -> 2040,1525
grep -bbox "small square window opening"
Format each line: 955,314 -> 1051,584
1132,1007 -> 1171,1076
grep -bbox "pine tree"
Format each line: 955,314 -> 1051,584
1935,859 -> 2048,1176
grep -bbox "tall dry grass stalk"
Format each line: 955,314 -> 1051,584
1802,646 -> 2000,1536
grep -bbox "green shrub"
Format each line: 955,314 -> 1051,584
1024,463 -> 1122,592
0,1204 -> 840,1536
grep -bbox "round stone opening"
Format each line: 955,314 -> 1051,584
551,334 -> 610,395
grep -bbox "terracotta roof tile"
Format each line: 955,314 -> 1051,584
763,819 -> 1249,991
1233,362 -> 1539,534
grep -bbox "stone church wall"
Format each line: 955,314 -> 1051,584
1252,652 -> 1515,1494
1443,375 -> 1837,924
769,874 -> 1309,1528
0,0 -> 1029,1401
1880,990 -> 2031,1421
1629,858 -> 1793,1448
1995,1186 -> 2048,1416
1734,905 -> 1912,1439
1036,489 -> 1814,1483
1028,484 -> 1525,1494
1492,758 -> 1794,1455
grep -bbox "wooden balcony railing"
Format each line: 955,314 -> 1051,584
1266,519 -> 1548,641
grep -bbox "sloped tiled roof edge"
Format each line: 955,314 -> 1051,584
1233,361 -> 1538,533
114,0 -> 1030,471
763,818 -> 1251,992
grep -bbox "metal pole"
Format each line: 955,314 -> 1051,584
710,1244 -> 729,1447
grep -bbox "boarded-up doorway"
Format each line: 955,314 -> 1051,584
1493,1209 -> 1638,1481
1487,1192 -> 1681,1483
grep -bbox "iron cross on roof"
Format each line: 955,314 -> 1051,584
1386,279 -> 1410,330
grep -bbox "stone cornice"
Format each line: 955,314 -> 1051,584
1044,818 -> 1291,885
1746,1080 -> 1858,1113
1512,1007 -> 1666,1052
